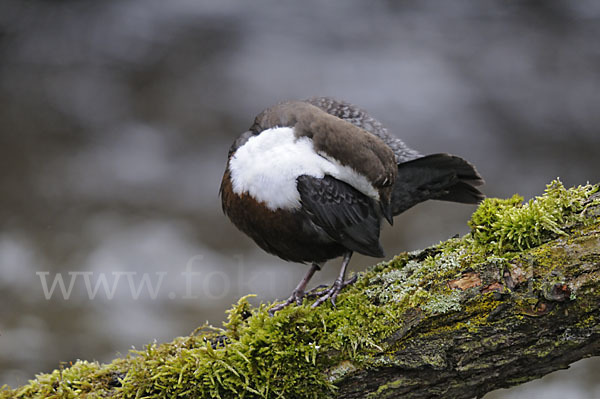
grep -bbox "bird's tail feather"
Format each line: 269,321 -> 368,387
391,153 -> 484,215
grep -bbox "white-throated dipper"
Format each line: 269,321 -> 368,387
220,97 -> 484,314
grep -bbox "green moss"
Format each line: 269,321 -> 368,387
469,194 -> 525,246
469,179 -> 598,253
3,179 -> 598,398
4,360 -> 126,398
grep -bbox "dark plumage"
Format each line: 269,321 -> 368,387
297,175 -> 384,258
220,97 -> 484,313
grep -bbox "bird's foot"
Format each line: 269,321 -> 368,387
268,274 -> 358,315
268,288 -> 306,316
310,274 -> 358,309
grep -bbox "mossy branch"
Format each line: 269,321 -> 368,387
3,180 -> 600,398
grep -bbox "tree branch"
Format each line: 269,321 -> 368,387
3,181 -> 599,399
336,219 -> 600,398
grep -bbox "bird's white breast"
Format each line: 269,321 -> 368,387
228,127 -> 378,210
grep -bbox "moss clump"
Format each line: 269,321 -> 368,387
2,359 -> 127,398
469,179 -> 598,253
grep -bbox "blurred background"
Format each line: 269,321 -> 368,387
1,0 -> 599,397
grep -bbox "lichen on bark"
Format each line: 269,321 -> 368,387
2,180 -> 599,399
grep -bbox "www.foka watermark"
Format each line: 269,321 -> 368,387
34,255 -> 283,301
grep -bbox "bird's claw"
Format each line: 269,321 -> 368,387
268,288 -> 305,316
311,274 -> 357,309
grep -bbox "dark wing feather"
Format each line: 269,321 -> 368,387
392,153 -> 485,215
296,175 -> 384,258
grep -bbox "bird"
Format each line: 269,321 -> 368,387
220,97 -> 484,314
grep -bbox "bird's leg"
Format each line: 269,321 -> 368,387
311,252 -> 356,308
268,262 -> 321,316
